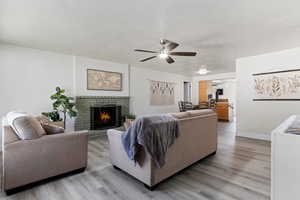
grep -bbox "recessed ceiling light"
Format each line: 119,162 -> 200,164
212,80 -> 222,84
197,66 -> 210,75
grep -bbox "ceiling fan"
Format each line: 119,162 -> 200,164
134,39 -> 197,64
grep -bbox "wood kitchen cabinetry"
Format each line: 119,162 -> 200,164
215,101 -> 230,121
198,80 -> 212,103
198,81 -> 232,121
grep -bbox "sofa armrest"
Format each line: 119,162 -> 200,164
107,129 -> 123,152
107,129 -> 123,136
106,129 -> 153,185
107,129 -> 124,157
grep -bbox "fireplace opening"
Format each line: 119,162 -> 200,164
90,105 -> 122,130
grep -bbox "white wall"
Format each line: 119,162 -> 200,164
74,56 -> 129,96
0,44 -> 74,123
236,47 -> 300,140
192,72 -> 236,104
0,45 -> 131,135
0,44 -> 191,137
130,67 -> 191,116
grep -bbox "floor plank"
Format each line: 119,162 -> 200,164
0,121 -> 271,200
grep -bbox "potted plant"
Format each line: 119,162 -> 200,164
123,114 -> 136,130
44,87 -> 78,128
42,111 -> 62,122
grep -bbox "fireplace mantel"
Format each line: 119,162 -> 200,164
75,96 -> 129,136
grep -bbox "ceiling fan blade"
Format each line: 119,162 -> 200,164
165,56 -> 175,64
169,52 -> 197,56
140,56 -> 157,62
134,49 -> 158,53
166,41 -> 179,51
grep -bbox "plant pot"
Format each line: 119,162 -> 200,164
124,119 -> 134,130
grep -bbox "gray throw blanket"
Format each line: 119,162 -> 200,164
121,114 -> 179,168
286,116 -> 300,134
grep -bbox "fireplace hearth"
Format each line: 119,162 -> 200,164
90,105 -> 122,130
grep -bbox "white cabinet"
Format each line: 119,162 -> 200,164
271,115 -> 300,200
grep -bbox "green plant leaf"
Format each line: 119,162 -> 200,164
48,87 -> 77,121
41,111 -> 62,122
41,112 -> 49,117
56,87 -> 61,92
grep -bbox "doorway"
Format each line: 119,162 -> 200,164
198,78 -> 236,121
183,81 -> 192,102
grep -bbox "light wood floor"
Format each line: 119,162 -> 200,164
0,121 -> 271,200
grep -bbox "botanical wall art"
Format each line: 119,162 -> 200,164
253,69 -> 300,101
87,69 -> 122,91
150,80 -> 175,105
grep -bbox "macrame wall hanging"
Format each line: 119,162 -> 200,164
150,80 -> 175,105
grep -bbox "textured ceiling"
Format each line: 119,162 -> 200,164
1,0 -> 300,76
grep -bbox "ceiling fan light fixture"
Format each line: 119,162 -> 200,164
134,39 -> 196,64
159,52 -> 168,59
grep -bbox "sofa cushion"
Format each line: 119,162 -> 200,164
170,112 -> 190,119
11,116 -> 46,140
187,109 -> 215,117
35,116 -> 49,136
36,115 -> 51,124
42,123 -> 65,135
6,111 -> 28,134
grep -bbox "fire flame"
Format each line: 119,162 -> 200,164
100,112 -> 110,121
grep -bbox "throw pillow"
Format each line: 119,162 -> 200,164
11,116 -> 46,140
36,115 -> 50,124
6,111 -> 28,134
42,123 -> 65,135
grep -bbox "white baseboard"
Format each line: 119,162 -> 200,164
236,131 -> 271,141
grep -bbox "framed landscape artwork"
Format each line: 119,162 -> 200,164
87,69 -> 122,91
253,69 -> 300,101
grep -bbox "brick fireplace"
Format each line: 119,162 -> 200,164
90,105 -> 122,130
75,96 -> 129,136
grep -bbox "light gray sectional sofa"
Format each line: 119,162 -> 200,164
107,109 -> 218,189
